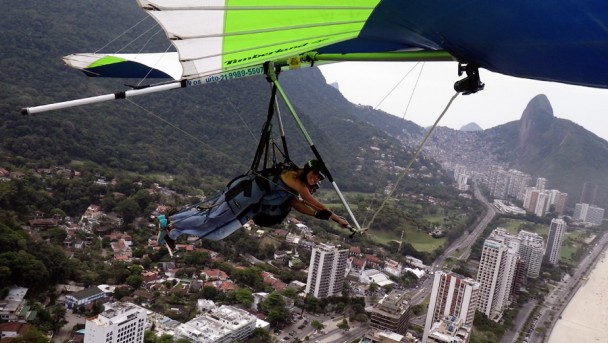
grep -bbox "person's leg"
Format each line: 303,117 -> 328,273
167,201 -> 233,240
198,219 -> 244,241
169,207 -> 200,222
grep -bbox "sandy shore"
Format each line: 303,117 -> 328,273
549,252 -> 608,342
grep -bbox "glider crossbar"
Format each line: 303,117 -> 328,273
21,81 -> 184,115
304,50 -> 454,63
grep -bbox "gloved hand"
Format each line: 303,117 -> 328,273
314,209 -> 333,220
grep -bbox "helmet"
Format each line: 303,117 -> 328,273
303,159 -> 326,180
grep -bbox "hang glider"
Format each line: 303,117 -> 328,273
23,0 -> 608,113
20,0 -> 608,236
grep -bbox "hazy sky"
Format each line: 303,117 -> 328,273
319,62 -> 608,141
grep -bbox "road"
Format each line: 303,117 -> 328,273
53,310 -> 85,342
407,182 -> 496,306
529,232 -> 608,343
435,182 -> 496,269
277,314 -> 369,343
500,300 -> 537,343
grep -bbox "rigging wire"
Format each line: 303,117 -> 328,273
136,43 -> 175,87
374,62 -> 420,110
363,92 -> 460,231
94,16 -> 151,53
137,28 -> 164,54
126,99 -> 248,170
360,63 -> 424,228
126,97 -> 332,218
116,23 -> 162,54
401,62 -> 425,120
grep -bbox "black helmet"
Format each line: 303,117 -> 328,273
303,159 -> 326,180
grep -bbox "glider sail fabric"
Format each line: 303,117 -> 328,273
137,0 -> 381,80
63,52 -> 183,80
58,0 -> 608,89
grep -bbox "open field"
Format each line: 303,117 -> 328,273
371,228 -> 446,253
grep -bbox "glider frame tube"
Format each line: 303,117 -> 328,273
21,81 -> 184,115
267,64 -> 363,232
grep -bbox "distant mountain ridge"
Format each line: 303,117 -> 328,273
0,0 -> 450,195
460,123 -> 482,131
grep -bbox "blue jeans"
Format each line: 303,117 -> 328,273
168,196 -> 245,241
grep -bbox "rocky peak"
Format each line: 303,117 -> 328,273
518,94 -> 554,147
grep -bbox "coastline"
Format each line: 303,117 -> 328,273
548,249 -> 608,342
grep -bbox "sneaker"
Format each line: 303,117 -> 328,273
164,230 -> 176,251
157,214 -> 169,229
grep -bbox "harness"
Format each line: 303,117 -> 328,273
224,164 -> 296,226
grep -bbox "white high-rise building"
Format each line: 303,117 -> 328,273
574,203 -> 588,220
586,206 -> 605,226
84,302 -> 146,343
423,271 -> 480,342
454,165 -> 469,191
476,229 -> 519,321
306,243 -> 348,298
545,218 -> 567,265
536,177 -> 548,190
517,230 -> 545,278
574,203 -> 605,226
534,191 -> 551,217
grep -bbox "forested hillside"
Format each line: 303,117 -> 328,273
1,0 -> 450,196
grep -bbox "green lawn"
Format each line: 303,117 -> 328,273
370,227 -> 446,253
559,244 -> 578,263
496,218 -> 549,238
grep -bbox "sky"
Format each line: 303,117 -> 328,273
319,62 -> 608,141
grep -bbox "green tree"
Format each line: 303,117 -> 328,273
311,320 -> 325,331
114,198 -> 140,226
43,227 -> 68,244
113,287 -> 132,300
50,208 -> 66,217
201,286 -> 219,300
337,319 -> 350,332
246,327 -> 272,343
184,251 -> 211,266
0,250 -> 49,291
235,288 -> 254,308
157,334 -> 175,343
126,275 -> 143,289
144,330 -> 158,343
10,326 -> 50,343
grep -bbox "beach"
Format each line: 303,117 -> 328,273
549,251 -> 608,343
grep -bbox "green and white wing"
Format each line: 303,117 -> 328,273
63,52 -> 182,80
137,0 -> 380,79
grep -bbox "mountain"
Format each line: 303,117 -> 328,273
460,123 -> 482,131
0,0 -> 449,195
417,95 -> 608,208
4,1 -> 608,210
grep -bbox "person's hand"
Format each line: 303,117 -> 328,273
336,216 -> 350,228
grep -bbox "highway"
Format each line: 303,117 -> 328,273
408,182 -> 496,307
528,231 -> 608,343
436,182 -> 496,269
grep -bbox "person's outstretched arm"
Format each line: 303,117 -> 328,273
289,189 -> 350,227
